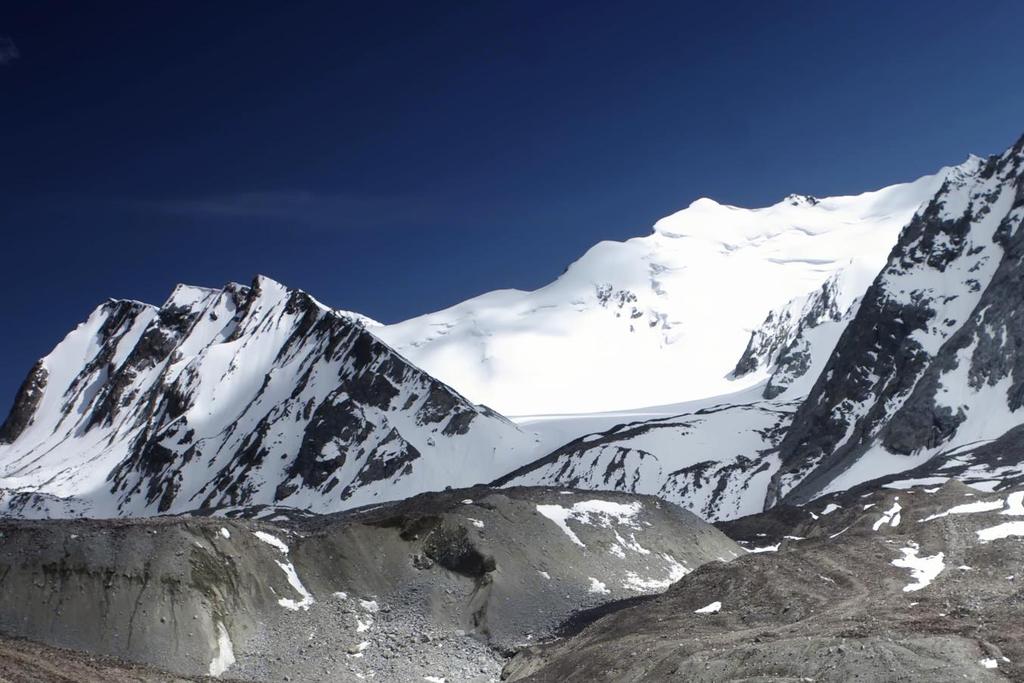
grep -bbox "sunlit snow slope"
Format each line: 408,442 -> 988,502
503,138 -> 1024,520
376,173 -> 960,416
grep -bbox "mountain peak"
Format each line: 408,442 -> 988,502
162,283 -> 221,310
686,196 -> 722,210
783,193 -> 819,207
0,274 -> 534,517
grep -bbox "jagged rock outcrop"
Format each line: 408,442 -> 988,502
771,135 -> 1024,505
733,270 -> 862,399
0,276 -> 533,517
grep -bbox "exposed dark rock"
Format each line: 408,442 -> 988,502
732,273 -> 847,398
772,139 -> 1024,505
0,360 -> 46,444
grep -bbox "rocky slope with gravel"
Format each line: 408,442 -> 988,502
505,479 -> 1024,681
0,486 -> 740,681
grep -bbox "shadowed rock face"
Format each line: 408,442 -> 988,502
0,361 -> 46,444
771,135 -> 1024,505
833,424 -> 1024,495
0,486 -> 741,682
0,276 -> 533,517
506,480 -> 1024,682
732,271 -> 848,396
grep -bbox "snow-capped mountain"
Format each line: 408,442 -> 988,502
771,134 -> 1024,505
495,143 -> 1024,520
495,274 -> 860,523
0,276 -> 533,517
376,173 -> 957,416
2,138 -> 1019,525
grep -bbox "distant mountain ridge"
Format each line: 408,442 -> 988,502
4,136 -> 1024,522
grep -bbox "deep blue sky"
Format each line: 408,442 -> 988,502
2,1 -> 1023,416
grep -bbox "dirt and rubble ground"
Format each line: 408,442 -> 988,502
0,486 -> 739,682
2,482 -> 1023,681
0,635 -> 205,683
504,480 -> 1024,682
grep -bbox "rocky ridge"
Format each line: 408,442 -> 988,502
0,276 -> 533,517
772,134 -> 1024,506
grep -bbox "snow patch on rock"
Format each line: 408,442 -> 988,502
208,621 -> 235,677
694,601 -> 721,614
891,543 -> 944,592
535,500 -> 643,548
921,498 -> 1004,522
977,521 -> 1024,543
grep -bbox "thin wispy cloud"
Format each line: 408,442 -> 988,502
123,190 -> 438,230
0,36 -> 19,65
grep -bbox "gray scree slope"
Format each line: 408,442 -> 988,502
0,486 -> 741,681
